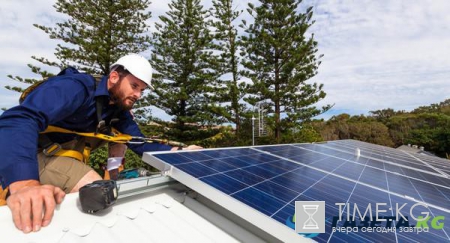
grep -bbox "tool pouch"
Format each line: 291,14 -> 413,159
79,180 -> 118,213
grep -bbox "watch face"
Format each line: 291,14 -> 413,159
109,169 -> 119,180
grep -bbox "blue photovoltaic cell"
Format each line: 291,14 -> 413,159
146,141 -> 450,243
358,167 -> 389,190
200,174 -> 247,194
224,169 -> 266,185
198,159 -> 237,172
253,180 -> 299,203
323,140 -> 447,175
154,153 -> 194,165
419,173 -> 450,187
176,162 -> 218,178
232,187 -> 287,216
332,162 -> 365,181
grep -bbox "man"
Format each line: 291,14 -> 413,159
0,53 -> 200,233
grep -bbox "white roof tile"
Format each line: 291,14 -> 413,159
0,178 -> 264,243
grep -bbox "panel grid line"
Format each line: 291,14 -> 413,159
269,158 -> 350,217
397,167 -> 450,241
144,140 -> 450,243
321,143 -> 445,177
328,141 -> 450,171
383,159 -> 399,243
326,157 -> 372,243
255,146 -> 450,214
296,145 -> 450,190
400,150 -> 449,178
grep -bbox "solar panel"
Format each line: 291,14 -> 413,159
142,140 -> 450,242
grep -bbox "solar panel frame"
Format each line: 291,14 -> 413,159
143,147 -> 309,243
142,141 -> 450,242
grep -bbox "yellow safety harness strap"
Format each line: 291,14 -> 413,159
54,149 -> 85,162
40,125 -> 127,164
39,125 -> 186,164
0,187 -> 7,206
42,125 -> 132,144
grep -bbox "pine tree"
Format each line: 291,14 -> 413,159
5,0 -> 152,93
149,0 -> 220,137
240,0 -> 331,141
210,0 -> 245,135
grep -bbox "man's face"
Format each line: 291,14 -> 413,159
109,73 -> 147,110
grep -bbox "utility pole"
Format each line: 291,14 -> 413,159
252,100 -> 268,146
252,115 -> 256,146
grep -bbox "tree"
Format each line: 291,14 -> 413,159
331,114 -> 351,139
4,0 -> 154,171
387,113 -> 450,156
369,108 -> 405,123
210,0 -> 246,135
348,121 -> 394,147
6,0 -> 152,93
149,0 -> 220,138
240,0 -> 331,142
412,99 -> 450,115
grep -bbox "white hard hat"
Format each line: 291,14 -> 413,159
111,53 -> 154,89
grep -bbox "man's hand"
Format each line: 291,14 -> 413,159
184,145 -> 203,150
7,180 -> 65,233
171,145 -> 203,151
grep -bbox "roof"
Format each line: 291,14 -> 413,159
0,176 -> 272,243
7,139 -> 446,242
396,145 -> 437,156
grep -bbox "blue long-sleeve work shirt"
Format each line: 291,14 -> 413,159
0,67 -> 171,187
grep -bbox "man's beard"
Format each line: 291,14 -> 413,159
109,79 -> 135,111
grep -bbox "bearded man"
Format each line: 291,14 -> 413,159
0,54 -> 200,233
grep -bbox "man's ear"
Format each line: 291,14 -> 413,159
109,71 -> 120,85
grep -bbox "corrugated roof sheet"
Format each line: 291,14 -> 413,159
0,177 -> 267,243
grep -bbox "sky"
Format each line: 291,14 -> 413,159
1,0 -> 450,121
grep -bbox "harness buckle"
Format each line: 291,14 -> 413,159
127,137 -> 147,144
97,120 -> 114,136
43,143 -> 62,156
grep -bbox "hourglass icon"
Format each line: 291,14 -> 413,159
302,204 -> 319,230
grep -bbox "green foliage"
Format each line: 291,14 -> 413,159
369,108 -> 406,123
412,99 -> 450,115
6,65 -> 55,93
386,113 -> 450,157
311,106 -> 450,158
312,113 -> 395,147
35,0 -> 152,74
280,124 -> 323,144
210,0 -> 246,135
148,0 -> 222,139
5,0 -> 152,94
88,146 -> 108,177
124,149 -> 154,171
239,0 -> 331,142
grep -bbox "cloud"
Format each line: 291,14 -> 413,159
306,0 -> 450,118
1,0 -> 450,121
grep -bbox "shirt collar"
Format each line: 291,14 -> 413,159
94,76 -> 110,98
